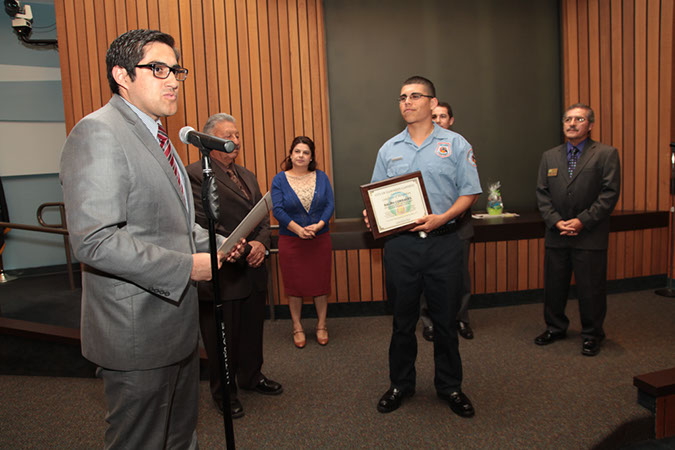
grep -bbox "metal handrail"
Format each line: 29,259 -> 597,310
0,201 -> 76,290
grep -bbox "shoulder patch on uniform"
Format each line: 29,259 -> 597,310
435,142 -> 451,158
548,168 -> 558,176
467,148 -> 477,167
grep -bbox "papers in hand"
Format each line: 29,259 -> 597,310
218,191 -> 272,255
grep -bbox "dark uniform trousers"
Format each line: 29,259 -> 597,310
199,289 -> 266,407
544,247 -> 608,339
384,231 -> 463,395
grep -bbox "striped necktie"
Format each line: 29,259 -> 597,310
157,124 -> 184,197
568,147 -> 579,178
226,167 -> 250,201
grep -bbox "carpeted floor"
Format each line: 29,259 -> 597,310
1,273 -> 674,449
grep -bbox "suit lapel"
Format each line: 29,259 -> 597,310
109,96 -> 189,216
555,145 -> 571,185
212,161 -> 252,203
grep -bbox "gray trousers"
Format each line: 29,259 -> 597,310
97,348 -> 200,450
421,237 -> 471,327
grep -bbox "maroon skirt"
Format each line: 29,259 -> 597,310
278,232 -> 332,297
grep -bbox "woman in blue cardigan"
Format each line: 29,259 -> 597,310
271,136 -> 335,348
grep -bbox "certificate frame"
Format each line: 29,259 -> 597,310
360,171 -> 432,239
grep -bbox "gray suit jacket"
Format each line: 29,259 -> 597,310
60,95 -> 211,371
536,139 -> 621,250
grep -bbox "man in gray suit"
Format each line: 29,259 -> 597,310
60,29 -> 239,448
535,103 -> 621,357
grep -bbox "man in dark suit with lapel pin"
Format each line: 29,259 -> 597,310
187,113 -> 282,419
535,103 -> 621,356
60,29 -> 242,449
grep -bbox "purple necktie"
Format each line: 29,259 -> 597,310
568,147 -> 579,178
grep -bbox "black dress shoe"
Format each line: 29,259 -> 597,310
215,398 -> 245,419
377,387 -> 414,413
534,330 -> 566,345
248,376 -> 283,395
230,398 -> 245,419
438,391 -> 475,418
422,326 -> 434,342
582,337 -> 603,356
457,321 -> 474,340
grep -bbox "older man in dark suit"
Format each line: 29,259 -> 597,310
60,30 -> 241,448
535,103 -> 621,356
187,113 -> 282,419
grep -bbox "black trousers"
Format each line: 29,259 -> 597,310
199,289 -> 266,407
383,232 -> 463,395
543,247 -> 608,339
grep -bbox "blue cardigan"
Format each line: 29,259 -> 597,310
271,169 -> 335,237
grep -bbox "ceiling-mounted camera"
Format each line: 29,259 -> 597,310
3,0 -> 57,48
11,5 -> 33,38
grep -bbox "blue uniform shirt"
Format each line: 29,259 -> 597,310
371,123 -> 482,219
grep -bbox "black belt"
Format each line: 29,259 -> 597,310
429,222 -> 458,236
410,222 -> 457,238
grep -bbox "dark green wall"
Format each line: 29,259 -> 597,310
324,0 -> 562,218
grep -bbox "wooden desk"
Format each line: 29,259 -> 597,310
320,210 -> 668,249
634,367 -> 675,438
266,210 -> 668,305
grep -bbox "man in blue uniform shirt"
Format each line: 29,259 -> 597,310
366,76 -> 482,417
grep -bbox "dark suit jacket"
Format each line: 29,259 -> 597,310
187,160 -> 270,301
60,95 -> 211,371
536,139 -> 621,250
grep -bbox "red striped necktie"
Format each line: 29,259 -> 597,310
157,124 -> 184,197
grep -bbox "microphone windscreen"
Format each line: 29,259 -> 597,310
178,126 -> 195,145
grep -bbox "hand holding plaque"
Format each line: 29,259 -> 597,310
360,171 -> 432,239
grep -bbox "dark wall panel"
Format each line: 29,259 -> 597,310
324,0 -> 562,218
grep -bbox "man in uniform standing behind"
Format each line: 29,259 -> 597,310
430,101 -> 475,341
367,76 -> 481,418
535,103 -> 620,356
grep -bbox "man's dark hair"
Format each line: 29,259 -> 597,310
564,103 -> 595,123
106,29 -> 179,95
436,101 -> 453,119
402,75 -> 436,98
281,136 -> 317,171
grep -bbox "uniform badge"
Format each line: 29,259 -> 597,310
548,168 -> 558,176
435,142 -> 451,158
467,148 -> 477,167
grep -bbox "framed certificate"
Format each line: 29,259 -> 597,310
360,171 -> 432,239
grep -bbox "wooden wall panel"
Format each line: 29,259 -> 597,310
561,0 -> 673,280
57,0 -> 332,207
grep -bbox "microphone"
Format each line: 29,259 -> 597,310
179,126 -> 236,153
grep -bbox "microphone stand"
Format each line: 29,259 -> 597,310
655,142 -> 675,298
197,143 -> 236,449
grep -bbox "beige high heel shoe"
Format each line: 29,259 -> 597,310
293,329 -> 306,349
316,327 -> 328,346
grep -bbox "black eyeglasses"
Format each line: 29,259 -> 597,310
135,63 -> 189,81
398,92 -> 434,103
